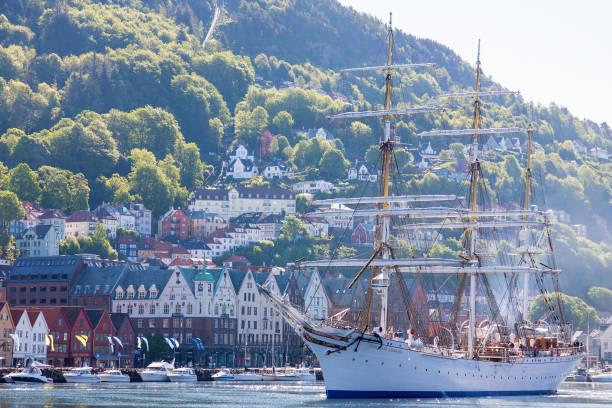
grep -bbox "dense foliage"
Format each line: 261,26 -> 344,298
0,0 -> 610,302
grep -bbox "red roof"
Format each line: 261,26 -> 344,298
169,258 -> 194,267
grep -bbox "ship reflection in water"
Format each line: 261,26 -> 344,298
0,382 -> 611,407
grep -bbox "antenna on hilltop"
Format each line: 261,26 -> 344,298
476,39 -> 481,66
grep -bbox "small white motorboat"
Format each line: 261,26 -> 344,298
233,370 -> 262,381
63,367 -> 101,383
3,366 -> 51,383
168,367 -> 198,382
212,369 -> 234,381
139,361 -> 173,382
99,369 -> 131,383
296,367 -> 316,381
591,370 -> 612,383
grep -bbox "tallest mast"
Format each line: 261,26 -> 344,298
467,40 -> 482,359
375,12 -> 395,335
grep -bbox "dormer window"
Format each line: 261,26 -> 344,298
138,290 -> 145,299
115,288 -> 124,299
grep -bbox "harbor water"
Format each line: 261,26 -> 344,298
0,381 -> 611,407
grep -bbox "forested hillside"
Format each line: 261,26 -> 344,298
0,0 -> 610,299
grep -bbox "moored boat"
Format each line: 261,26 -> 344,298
233,370 -> 262,381
63,367 -> 101,383
99,369 -> 130,383
168,367 -> 198,383
3,366 -> 51,384
211,369 -> 234,381
139,361 -> 173,382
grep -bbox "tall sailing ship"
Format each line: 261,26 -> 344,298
260,14 -> 583,398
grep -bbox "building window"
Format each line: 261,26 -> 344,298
186,319 -> 192,328
138,304 -> 144,314
127,305 -> 133,314
163,319 -> 169,328
187,304 -> 192,314
137,319 -> 143,328
150,304 -> 156,314
164,304 -> 169,314
149,319 -> 155,329
175,304 -> 181,314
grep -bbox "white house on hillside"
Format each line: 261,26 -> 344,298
11,309 -> 48,365
263,160 -> 293,179
227,145 -> 258,179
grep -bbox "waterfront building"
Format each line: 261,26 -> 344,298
6,255 -> 90,307
39,307 -> 71,366
292,268 -> 329,320
70,261 -> 130,312
0,302 -> 14,367
86,310 -> 116,368
109,313 -> 135,367
11,309 -> 49,366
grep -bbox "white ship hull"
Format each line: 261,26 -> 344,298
304,328 -> 582,398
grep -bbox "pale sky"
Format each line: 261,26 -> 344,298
339,0 -> 612,126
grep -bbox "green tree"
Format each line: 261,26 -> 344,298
100,173 -> 135,205
69,173 -> 90,212
528,292 -> 599,330
191,51 -> 255,109
60,236 -> 81,255
175,142 -> 204,190
272,111 -> 294,135
38,166 -> 72,212
588,287 -> 612,313
0,190 -> 24,258
319,148 -> 348,180
9,163 -> 41,202
128,161 -> 172,217
235,106 -> 269,147
348,121 -> 374,156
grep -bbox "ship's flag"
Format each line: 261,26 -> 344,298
107,336 -> 114,353
171,338 -> 180,349
137,336 -> 141,349
194,338 -> 205,351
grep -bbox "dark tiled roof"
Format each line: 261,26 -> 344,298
234,186 -> 294,199
66,210 -> 97,222
228,269 -> 247,292
39,210 -> 66,220
273,274 -> 290,294
229,157 -> 255,172
109,313 -> 130,331
70,263 -> 129,295
181,241 -> 211,250
19,224 -> 53,239
114,266 -> 173,300
10,255 -> 85,282
192,188 -> 229,201
85,309 -> 105,329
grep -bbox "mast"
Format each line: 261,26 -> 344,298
375,11 -> 395,335
467,40 -> 482,360
522,103 -> 534,320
